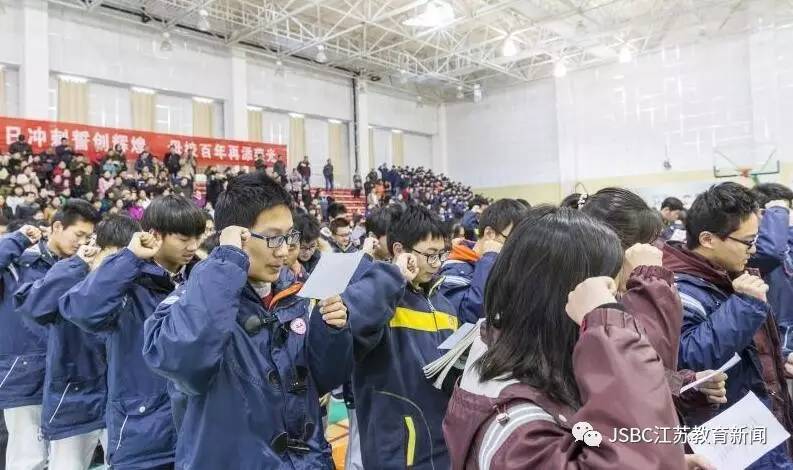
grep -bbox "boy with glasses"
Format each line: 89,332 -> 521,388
440,199 -> 528,323
663,182 -> 793,468
143,172 -> 352,469
342,205 -> 457,470
294,213 -> 322,274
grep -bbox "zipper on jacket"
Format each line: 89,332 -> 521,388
0,356 -> 20,389
116,415 -> 129,451
49,383 -> 71,423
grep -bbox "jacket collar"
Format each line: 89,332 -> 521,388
448,241 -> 479,264
662,241 -> 733,292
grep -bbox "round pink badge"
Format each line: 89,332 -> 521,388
290,318 -> 307,335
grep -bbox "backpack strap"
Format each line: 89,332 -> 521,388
477,401 -> 556,470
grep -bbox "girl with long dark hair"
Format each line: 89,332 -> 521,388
443,206 -> 687,469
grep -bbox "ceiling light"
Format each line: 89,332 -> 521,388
275,59 -> 285,77
472,84 -> 482,103
553,61 -> 567,78
247,105 -> 263,111
357,80 -> 367,94
619,45 -> 632,64
403,1 -> 454,28
501,35 -> 518,58
315,45 -> 328,64
328,119 -> 342,124
197,9 -> 210,32
59,74 -> 88,83
160,31 -> 173,52
456,85 -> 464,99
131,86 -> 156,94
399,69 -> 408,84
416,96 -> 424,108
193,96 -> 214,103
289,113 -> 305,118
392,129 -> 403,134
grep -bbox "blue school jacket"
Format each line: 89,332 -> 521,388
14,256 -> 107,441
143,245 -> 352,470
0,233 -> 54,409
439,242 -> 497,324
60,248 -> 177,469
343,261 -> 458,470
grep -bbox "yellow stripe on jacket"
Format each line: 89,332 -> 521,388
389,307 -> 459,332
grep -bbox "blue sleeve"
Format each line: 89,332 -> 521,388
0,232 -> 31,271
14,257 -> 89,325
457,253 -> 496,323
59,248 -> 143,333
751,206 -> 790,275
341,260 -> 405,360
143,246 -> 248,395
677,288 -> 768,371
306,303 -> 353,395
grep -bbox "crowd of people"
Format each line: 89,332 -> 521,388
4,130 -> 793,470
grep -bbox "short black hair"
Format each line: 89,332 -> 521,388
199,232 -> 220,253
560,193 -> 582,209
516,199 -> 531,209
293,213 -> 320,242
51,199 -> 101,228
752,183 -> 793,207
581,187 -> 663,249
661,197 -> 684,211
330,218 -> 350,235
95,215 -> 141,249
479,199 -> 530,235
365,205 -> 402,238
686,182 -> 759,249
387,204 -> 445,256
214,172 -> 292,231
141,195 -> 205,237
327,202 -> 347,220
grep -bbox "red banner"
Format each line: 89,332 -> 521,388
0,116 -> 287,167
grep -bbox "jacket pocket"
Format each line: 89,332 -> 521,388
46,376 -> 106,430
107,394 -> 175,464
0,354 -> 45,398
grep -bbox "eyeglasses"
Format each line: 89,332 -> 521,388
726,236 -> 757,249
249,229 -> 301,249
411,248 -> 450,266
299,242 -> 318,252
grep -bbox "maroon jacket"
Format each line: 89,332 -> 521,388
443,305 -> 685,469
620,266 -> 713,420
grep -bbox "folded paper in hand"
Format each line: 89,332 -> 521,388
680,353 -> 740,394
297,251 -> 365,300
424,320 -> 482,390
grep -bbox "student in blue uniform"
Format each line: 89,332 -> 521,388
0,200 -> 99,470
143,172 -> 353,470
342,204 -> 457,470
15,215 -> 139,470
439,198 -> 528,323
60,195 -> 204,470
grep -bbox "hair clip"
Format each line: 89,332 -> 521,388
577,193 -> 589,209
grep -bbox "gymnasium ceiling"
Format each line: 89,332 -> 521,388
47,0 -> 789,101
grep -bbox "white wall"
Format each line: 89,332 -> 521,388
404,133 -> 433,168
0,4 -> 23,66
371,128 -> 392,167
446,78 -> 559,188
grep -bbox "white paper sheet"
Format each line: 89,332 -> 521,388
680,353 -> 741,394
437,322 -> 477,350
687,391 -> 790,470
296,251 -> 365,300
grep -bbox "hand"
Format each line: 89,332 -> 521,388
624,243 -> 663,272
127,232 -> 161,260
76,244 -> 100,266
219,226 -> 251,250
684,454 -> 716,470
18,225 -> 42,245
477,238 -> 503,255
451,237 -> 465,247
394,253 -> 419,283
732,273 -> 769,302
319,295 -> 347,328
565,277 -> 617,326
694,370 -> 728,404
785,353 -> 793,379
362,236 -> 379,257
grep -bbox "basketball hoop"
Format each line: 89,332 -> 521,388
738,167 -> 752,178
